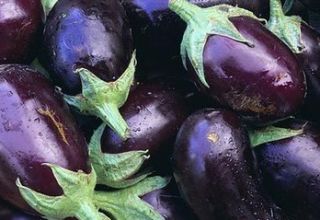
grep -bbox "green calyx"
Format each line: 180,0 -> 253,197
17,164 -> 110,220
169,0 -> 264,88
64,51 -> 137,140
267,0 -> 304,54
93,176 -> 170,220
41,0 -> 59,19
249,125 -> 304,147
89,123 -> 150,188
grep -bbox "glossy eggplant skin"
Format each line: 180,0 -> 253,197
196,16 -> 306,124
0,65 -> 89,213
0,0 -> 42,64
121,0 -> 268,75
41,0 -> 133,94
101,80 -> 191,172
297,24 -> 320,121
173,109 -> 285,220
142,179 -> 197,220
254,121 -> 320,220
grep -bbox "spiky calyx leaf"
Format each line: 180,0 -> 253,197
89,123 -> 150,188
41,0 -> 58,19
169,0 -> 264,87
64,51 -> 136,140
267,0 -> 304,53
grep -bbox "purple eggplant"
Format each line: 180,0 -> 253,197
142,179 -> 197,220
169,0 -> 306,124
41,0 -> 133,94
0,200 -> 40,220
173,109 -> 286,220
101,79 -> 192,173
0,0 -> 43,64
254,120 -> 320,219
267,0 -> 320,122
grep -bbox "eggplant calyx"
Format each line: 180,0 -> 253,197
41,0 -> 58,19
93,176 -> 170,220
89,123 -> 151,188
64,51 -> 136,140
249,125 -> 304,147
17,164 -> 110,220
267,0 -> 304,54
169,0 -> 261,87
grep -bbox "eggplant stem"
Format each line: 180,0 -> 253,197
168,0 -> 201,24
269,0 -> 286,25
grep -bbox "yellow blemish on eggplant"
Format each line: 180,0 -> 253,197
37,106 -> 69,145
207,132 -> 219,143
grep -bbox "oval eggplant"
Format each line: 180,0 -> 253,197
169,0 -> 306,124
101,79 -> 192,172
122,0 -> 269,75
142,179 -> 197,220
254,120 -> 320,220
0,65 -> 89,213
41,0 -> 133,94
173,109 -> 285,220
0,0 -> 42,64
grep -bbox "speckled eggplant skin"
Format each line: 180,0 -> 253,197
254,120 -> 320,220
101,80 -> 191,171
41,0 -> 133,94
298,24 -> 320,121
0,65 -> 89,213
142,180 -> 197,220
196,16 -> 306,124
121,0 -> 268,74
173,109 -> 285,220
0,0 -> 42,64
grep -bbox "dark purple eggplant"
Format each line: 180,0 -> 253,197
41,0 -> 133,94
299,0 -> 320,12
0,0 -> 43,64
267,0 -> 320,122
254,120 -> 320,220
142,179 -> 197,220
101,79 -> 192,173
169,0 -> 306,124
173,109 -> 286,220
0,64 -> 89,214
0,200 -> 40,220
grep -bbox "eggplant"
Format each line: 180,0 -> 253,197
0,200 -> 39,220
254,120 -> 320,219
267,0 -> 320,122
173,109 -> 286,220
299,0 -> 320,12
169,0 -> 306,124
121,0 -> 269,75
0,0 -> 43,64
0,64 -> 89,213
142,179 -> 197,220
101,79 -> 192,173
41,0 -> 133,94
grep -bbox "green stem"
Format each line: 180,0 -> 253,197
168,0 -> 201,23
268,0 -> 285,26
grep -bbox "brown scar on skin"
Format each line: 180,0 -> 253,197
37,106 -> 69,145
208,132 -> 219,143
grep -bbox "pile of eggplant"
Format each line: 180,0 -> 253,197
0,0 -> 319,219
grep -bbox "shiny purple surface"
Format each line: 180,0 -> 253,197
200,17 -> 306,123
0,0 -> 42,64
0,65 -> 89,213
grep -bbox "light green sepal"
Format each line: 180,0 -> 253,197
89,123 -> 150,188
267,0 -> 304,54
64,51 -> 136,140
169,0 -> 261,88
94,176 -> 170,220
249,126 -> 304,147
41,0 -> 59,18
17,164 -> 110,220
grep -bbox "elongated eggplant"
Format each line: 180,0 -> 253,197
0,0 -> 42,64
254,120 -> 320,219
169,0 -> 306,124
41,0 -> 133,94
101,79 -> 192,173
267,0 -> 320,122
142,179 -> 197,220
173,109 -> 286,220
0,64 -> 89,213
